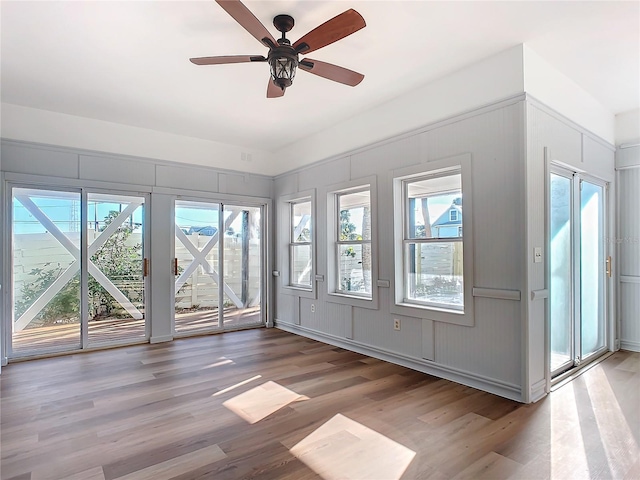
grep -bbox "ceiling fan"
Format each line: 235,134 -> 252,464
190,0 -> 366,98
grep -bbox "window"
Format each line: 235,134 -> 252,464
391,154 -> 474,326
290,199 -> 313,288
403,171 -> 463,310
336,189 -> 372,297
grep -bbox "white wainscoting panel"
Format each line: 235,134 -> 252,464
80,154 -> 156,185
2,142 -> 79,179
619,167 -> 640,277
620,282 -> 640,352
435,297 -> 522,387
156,165 -> 219,192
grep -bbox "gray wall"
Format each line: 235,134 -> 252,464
617,145 -> 640,352
274,98 -> 527,401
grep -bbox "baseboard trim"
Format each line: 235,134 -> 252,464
621,340 -> 640,352
275,320 -> 522,402
150,335 -> 173,344
530,378 -> 548,403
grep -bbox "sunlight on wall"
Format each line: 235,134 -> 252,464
222,381 -> 308,424
290,413 -> 416,480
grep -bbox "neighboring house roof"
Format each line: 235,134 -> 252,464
187,226 -> 217,236
432,204 -> 462,227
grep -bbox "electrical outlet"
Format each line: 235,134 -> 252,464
393,318 -> 401,331
311,304 -> 315,313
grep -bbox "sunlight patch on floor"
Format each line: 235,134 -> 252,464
585,367 -> 640,478
222,380 -> 307,423
213,374 -> 262,397
201,358 -> 233,370
290,413 -> 415,480
551,382 -> 590,478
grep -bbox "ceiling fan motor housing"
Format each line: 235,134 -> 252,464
273,14 -> 294,33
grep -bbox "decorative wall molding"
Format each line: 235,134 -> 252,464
621,275 -> 640,284
530,289 -> 549,301
472,287 -> 521,301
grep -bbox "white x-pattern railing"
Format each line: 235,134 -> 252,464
174,210 -> 243,308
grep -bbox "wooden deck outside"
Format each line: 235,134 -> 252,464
10,307 -> 262,357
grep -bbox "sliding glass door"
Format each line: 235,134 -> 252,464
9,186 -> 148,358
174,199 -> 264,335
221,204 -> 263,329
11,188 -> 82,356
549,169 -> 607,378
87,193 -> 147,345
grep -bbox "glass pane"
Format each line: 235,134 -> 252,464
581,181 -> 605,358
292,201 -> 312,242
406,174 -> 462,239
12,188 -> 81,356
292,244 -> 312,287
338,191 -> 371,241
405,241 -> 463,308
222,205 -> 263,329
550,174 -> 573,372
174,200 -> 221,334
87,193 -> 145,344
338,244 -> 372,295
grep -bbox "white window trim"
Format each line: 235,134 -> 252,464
391,154 -> 474,326
279,190 -> 316,299
450,209 -> 459,222
326,176 -> 378,310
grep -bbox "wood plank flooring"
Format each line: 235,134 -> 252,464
1,328 -> 638,480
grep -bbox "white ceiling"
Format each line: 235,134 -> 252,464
1,1 -> 638,156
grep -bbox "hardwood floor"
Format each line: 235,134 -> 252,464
1,328 -> 638,480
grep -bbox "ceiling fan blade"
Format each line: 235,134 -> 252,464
299,58 -> 364,86
267,78 -> 285,98
216,0 -> 276,48
190,55 -> 266,65
293,9 -> 365,54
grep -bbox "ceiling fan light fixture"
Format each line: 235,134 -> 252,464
269,50 -> 298,90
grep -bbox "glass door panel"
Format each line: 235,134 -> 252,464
580,181 -> 605,359
222,205 -> 263,329
87,193 -> 146,344
174,200 -> 221,334
549,170 -> 608,379
549,174 -> 573,374
11,188 -> 81,356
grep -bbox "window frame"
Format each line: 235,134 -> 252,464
289,199 -> 313,289
326,177 -> 378,309
391,154 -> 474,326
279,190 -> 316,299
